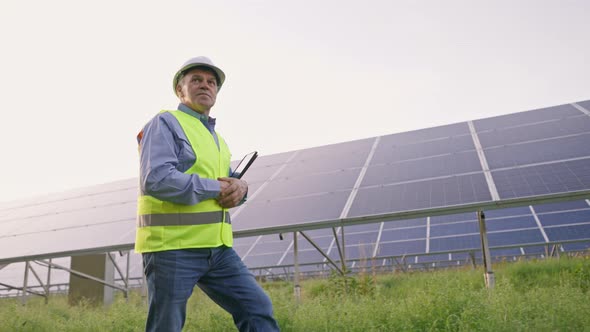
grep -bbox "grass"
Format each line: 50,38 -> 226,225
1,256 -> 589,331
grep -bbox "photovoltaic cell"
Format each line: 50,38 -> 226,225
562,242 -> 590,251
473,104 -> 581,131
488,229 -> 545,246
537,210 -> 590,226
361,151 -> 482,187
280,250 -> 328,266
231,237 -> 258,257
484,206 -> 531,218
453,252 -> 481,261
485,133 -> 590,169
544,224 -> 590,241
381,218 -> 427,228
430,234 -> 480,252
296,236 -> 334,251
430,212 -> 475,224
241,163 -> 286,183
485,216 -> 538,231
247,241 -> 290,256
0,188 -> 136,224
345,244 -> 378,260
253,168 -> 360,202
490,248 -> 522,257
345,232 -> 379,246
430,221 -> 479,237
417,254 -> 449,263
242,253 -> 283,268
349,173 -> 491,217
492,159 -> 590,199
280,138 -> 374,177
377,240 -> 426,256
523,246 -> 547,255
233,190 -> 351,232
0,220 -> 135,262
379,122 -> 470,146
344,223 -> 381,233
533,200 -> 590,213
477,115 -> 590,148
576,100 -> 590,111
371,134 -> 475,165
379,227 -> 426,242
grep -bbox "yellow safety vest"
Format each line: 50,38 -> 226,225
135,110 -> 233,253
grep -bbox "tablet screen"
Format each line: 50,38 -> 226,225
231,151 -> 258,179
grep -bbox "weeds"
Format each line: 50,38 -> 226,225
1,256 -> 589,331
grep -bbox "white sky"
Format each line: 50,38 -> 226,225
0,0 -> 589,203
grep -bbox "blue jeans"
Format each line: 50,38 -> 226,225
142,246 -> 280,332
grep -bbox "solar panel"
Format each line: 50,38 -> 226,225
477,115 -> 590,148
485,133 -> 590,169
486,216 -> 538,231
371,134 -> 475,164
544,224 -> 590,241
2,99 -> 590,294
348,173 -> 492,217
380,226 -> 426,242
492,159 -> 590,199
362,151 -> 482,186
473,104 -> 581,131
575,100 -> 590,112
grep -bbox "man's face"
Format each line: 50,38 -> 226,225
176,67 -> 219,114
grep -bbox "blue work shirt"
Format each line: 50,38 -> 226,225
138,103 -> 230,205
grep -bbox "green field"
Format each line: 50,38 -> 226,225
1,256 -> 589,331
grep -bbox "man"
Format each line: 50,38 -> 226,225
135,56 -> 280,332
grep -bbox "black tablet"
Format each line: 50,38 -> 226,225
231,151 -> 258,179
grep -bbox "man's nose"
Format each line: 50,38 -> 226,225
197,81 -> 209,89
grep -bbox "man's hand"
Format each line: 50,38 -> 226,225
217,177 -> 248,208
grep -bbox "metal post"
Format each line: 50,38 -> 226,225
293,231 -> 301,303
469,252 -> 477,270
477,210 -> 495,288
125,251 -> 131,302
299,231 -> 343,275
21,261 -> 30,305
331,227 -> 345,270
340,226 -> 346,273
46,259 -> 52,304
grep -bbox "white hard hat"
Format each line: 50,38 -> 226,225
173,56 -> 226,95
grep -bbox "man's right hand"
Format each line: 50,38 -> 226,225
217,177 -> 248,208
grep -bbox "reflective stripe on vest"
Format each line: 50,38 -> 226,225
138,211 -> 231,227
135,110 -> 233,253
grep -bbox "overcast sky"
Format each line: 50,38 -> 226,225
0,0 -> 589,203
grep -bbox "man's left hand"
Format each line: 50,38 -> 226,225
217,177 -> 248,208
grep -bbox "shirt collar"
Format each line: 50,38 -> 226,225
177,103 -> 216,128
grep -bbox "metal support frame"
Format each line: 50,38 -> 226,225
108,251 -> 131,300
125,251 -> 130,302
46,259 -> 52,304
341,227 -> 346,273
10,261 -> 51,304
299,231 -> 344,275
331,227 -> 346,273
392,255 -> 408,273
293,232 -> 301,303
38,258 -> 127,292
0,280 -> 46,299
477,210 -> 495,289
22,261 -> 30,304
469,252 -> 477,270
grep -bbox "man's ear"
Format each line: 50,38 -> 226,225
176,84 -> 184,98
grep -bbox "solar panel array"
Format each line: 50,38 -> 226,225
1,99 -> 589,294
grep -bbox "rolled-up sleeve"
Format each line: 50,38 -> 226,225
139,113 -> 221,205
